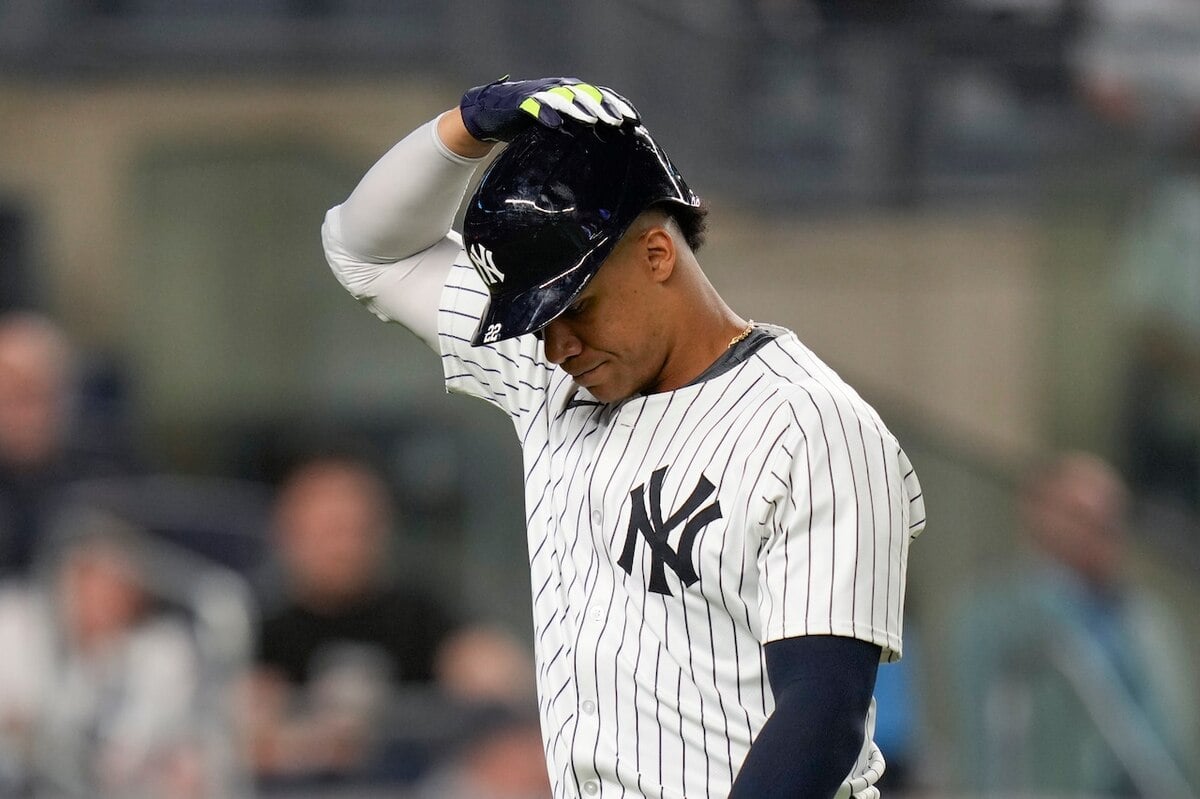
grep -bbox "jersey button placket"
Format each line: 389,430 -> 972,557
572,612 -> 602,795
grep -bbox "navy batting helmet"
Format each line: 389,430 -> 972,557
462,120 -> 700,346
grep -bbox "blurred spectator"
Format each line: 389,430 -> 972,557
1072,0 -> 1200,512
410,625 -> 549,799
410,707 -> 549,799
433,624 -> 537,706
950,453 -> 1197,796
1073,0 -> 1200,147
0,508 -> 209,798
246,453 -> 458,783
0,312 -> 131,580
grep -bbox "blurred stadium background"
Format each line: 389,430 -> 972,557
1,0 -> 1199,797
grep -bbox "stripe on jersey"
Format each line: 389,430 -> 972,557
437,255 -> 924,798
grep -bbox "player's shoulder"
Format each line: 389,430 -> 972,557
745,328 -> 868,407
742,327 -> 896,442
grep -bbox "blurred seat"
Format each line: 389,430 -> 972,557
54,473 -> 273,582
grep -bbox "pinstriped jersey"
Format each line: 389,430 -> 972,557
439,250 -> 926,799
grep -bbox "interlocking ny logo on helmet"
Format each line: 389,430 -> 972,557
462,120 -> 700,346
467,243 -> 505,287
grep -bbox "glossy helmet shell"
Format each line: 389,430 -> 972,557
462,120 -> 700,345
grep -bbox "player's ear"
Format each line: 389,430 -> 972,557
643,225 -> 675,283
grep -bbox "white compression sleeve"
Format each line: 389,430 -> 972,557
340,114 -> 483,260
323,114 -> 485,348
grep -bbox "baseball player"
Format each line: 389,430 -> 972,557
322,77 -> 926,799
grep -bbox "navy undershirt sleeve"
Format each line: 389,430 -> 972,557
728,635 -> 882,799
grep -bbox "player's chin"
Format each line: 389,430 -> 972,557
579,376 -> 630,404
571,363 -> 640,403
575,377 -> 609,400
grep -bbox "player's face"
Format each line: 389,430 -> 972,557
539,227 -> 670,403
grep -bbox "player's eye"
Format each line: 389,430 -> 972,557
565,298 -> 588,317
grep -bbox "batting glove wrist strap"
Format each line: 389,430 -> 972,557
459,76 -> 639,142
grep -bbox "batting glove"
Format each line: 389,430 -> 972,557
459,76 -> 639,142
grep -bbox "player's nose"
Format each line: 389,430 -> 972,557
541,319 -> 581,365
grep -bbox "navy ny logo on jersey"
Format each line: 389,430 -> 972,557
618,466 -> 723,596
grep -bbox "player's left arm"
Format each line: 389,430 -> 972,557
742,387 -> 918,797
729,635 -> 880,799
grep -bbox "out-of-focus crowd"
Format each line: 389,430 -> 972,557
0,311 -> 551,799
1,1 -> 1200,796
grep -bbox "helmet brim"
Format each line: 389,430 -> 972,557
469,244 -> 604,346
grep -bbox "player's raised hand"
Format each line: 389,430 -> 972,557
459,77 -> 639,142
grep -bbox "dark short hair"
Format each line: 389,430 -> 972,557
654,200 -> 709,252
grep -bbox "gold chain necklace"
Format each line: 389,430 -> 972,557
728,320 -> 755,349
